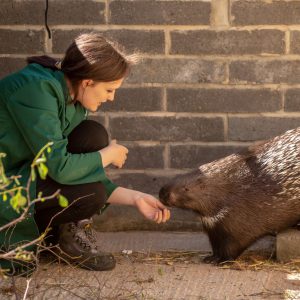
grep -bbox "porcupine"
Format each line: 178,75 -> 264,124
159,127 -> 300,263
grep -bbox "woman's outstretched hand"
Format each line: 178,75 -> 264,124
107,187 -> 171,223
134,193 -> 171,223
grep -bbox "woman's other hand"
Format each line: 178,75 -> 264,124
109,139 -> 128,168
100,139 -> 128,168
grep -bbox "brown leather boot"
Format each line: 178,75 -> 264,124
57,218 -> 115,271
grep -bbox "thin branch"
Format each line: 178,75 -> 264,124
43,193 -> 94,236
0,190 -> 61,232
22,278 -> 31,300
0,193 -> 92,260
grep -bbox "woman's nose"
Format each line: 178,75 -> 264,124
107,91 -> 115,101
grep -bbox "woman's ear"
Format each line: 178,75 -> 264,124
81,79 -> 94,88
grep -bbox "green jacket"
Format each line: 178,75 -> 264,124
0,64 -> 117,268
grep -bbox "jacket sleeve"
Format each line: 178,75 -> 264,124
6,79 -> 117,196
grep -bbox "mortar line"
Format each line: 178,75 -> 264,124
102,82 -> 300,89
211,0 -> 229,28
44,29 -> 52,54
228,0 -> 232,27
98,111 -> 300,117
165,29 -> 171,55
286,30 -> 291,55
281,89 -> 286,112
105,0 -> 109,24
224,60 -> 230,84
4,24 -> 300,30
5,53 -> 300,60
224,114 -> 229,142
164,144 -> 170,169
95,140 -> 254,146
162,88 -> 167,112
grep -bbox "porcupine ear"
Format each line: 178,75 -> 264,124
195,170 -> 207,185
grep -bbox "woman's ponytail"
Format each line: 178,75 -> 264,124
26,55 -> 61,71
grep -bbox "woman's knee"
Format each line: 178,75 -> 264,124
67,120 -> 109,153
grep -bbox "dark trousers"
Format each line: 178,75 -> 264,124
34,120 -> 109,240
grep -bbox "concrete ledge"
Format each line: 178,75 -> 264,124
276,229 -> 300,262
96,231 -> 275,254
93,205 -> 204,232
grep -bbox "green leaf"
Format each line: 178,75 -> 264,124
10,190 -> 27,213
47,147 -> 52,153
38,192 -> 46,202
58,194 -> 68,208
37,163 -> 48,180
10,194 -> 19,213
18,194 -> 27,208
3,193 -> 7,201
31,168 -> 36,182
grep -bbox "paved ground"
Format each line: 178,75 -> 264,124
1,232 -> 300,300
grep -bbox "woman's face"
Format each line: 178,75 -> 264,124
77,78 -> 124,112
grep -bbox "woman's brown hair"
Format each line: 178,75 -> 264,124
27,32 -> 138,99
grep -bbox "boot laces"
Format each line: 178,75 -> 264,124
69,219 -> 97,250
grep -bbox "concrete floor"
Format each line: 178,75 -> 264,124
0,232 -> 300,300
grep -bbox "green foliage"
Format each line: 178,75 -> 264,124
2,193 -> 7,202
0,142 -> 69,276
0,142 -> 57,214
10,189 -> 27,214
1,142 -> 69,213
37,162 -> 48,180
0,153 -> 9,187
58,194 -> 69,207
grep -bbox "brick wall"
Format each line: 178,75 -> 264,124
1,0 -> 300,195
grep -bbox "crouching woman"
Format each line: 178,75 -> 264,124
0,32 -> 170,276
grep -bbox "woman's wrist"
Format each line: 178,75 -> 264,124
132,191 -> 143,207
99,146 -> 113,167
107,187 -> 142,206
